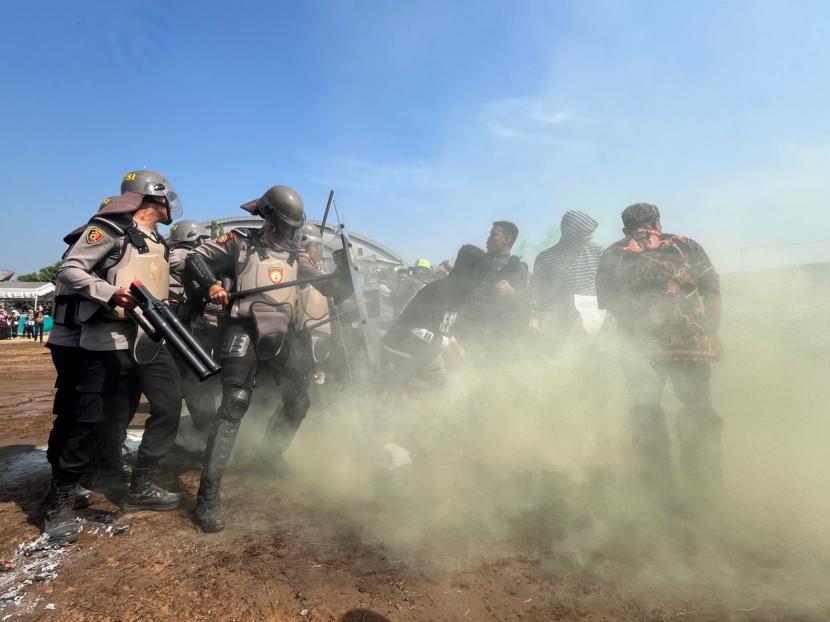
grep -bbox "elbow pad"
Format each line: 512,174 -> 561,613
186,254 -> 218,290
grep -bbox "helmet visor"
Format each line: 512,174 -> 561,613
164,189 -> 183,221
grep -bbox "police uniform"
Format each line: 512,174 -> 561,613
185,185 -> 349,532
168,241 -> 222,435
191,226 -> 342,445
58,191 -> 183,510
42,224 -> 99,540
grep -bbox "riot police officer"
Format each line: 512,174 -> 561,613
167,220 -> 220,442
58,170 -> 185,514
41,206 -> 110,540
186,185 -> 350,532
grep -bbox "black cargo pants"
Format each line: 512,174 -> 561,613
47,346 -> 119,485
96,346 -> 184,471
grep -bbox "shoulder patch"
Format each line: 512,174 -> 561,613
86,227 -> 105,244
215,231 -> 235,244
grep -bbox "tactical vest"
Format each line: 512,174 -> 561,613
92,215 -> 170,320
231,230 -> 299,358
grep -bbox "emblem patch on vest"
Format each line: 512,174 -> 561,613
86,227 -> 104,244
268,267 -> 284,284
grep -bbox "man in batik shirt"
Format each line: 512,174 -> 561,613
596,203 -> 722,507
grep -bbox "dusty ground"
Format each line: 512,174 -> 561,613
0,338 -> 819,621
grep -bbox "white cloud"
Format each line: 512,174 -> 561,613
531,109 -> 572,125
481,97 -> 574,140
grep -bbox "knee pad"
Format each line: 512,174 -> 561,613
218,388 -> 251,423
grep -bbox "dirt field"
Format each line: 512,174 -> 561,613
0,338 -> 820,621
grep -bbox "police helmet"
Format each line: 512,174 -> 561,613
120,169 -> 183,222
253,185 -> 305,229
170,220 -> 210,245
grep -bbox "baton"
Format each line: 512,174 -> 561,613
227,273 -> 336,302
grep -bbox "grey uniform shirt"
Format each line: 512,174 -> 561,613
168,246 -> 190,302
59,221 -> 164,351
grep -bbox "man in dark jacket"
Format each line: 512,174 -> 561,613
455,222 -> 528,356
596,202 -> 722,507
382,245 -> 491,389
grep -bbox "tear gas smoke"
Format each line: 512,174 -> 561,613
233,262 -> 830,616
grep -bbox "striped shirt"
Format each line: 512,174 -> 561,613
529,210 -> 602,314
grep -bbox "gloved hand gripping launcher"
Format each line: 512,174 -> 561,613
127,280 -> 222,381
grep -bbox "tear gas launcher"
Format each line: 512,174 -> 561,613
126,280 -> 222,381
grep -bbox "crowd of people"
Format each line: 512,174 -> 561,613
34,168 -> 723,545
0,306 -> 47,341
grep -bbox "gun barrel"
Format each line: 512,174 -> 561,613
155,299 -> 222,375
130,281 -> 222,381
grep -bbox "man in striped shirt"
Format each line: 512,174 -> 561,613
528,210 -> 603,349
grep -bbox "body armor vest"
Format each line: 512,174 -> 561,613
103,224 -> 170,320
231,233 -> 298,359
89,216 -> 170,363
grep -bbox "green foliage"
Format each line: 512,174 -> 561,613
514,223 -> 561,258
17,261 -> 62,284
208,220 -> 225,239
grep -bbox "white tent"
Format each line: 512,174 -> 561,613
0,282 -> 55,308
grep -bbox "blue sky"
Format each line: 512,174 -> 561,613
1,0 -> 829,275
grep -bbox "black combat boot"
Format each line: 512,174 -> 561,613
74,484 -> 94,509
195,419 -> 240,533
195,477 -> 224,533
43,481 -> 82,542
121,466 -> 182,512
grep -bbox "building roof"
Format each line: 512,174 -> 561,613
205,216 -> 404,265
0,282 -> 55,299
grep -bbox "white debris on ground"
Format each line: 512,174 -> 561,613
0,515 -> 131,615
0,534 -> 68,615
81,512 -> 131,537
381,442 -> 413,470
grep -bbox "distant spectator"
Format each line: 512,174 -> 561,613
529,210 -> 604,351
10,309 -> 19,338
34,305 -> 45,342
24,311 -> 35,339
0,310 -> 9,340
